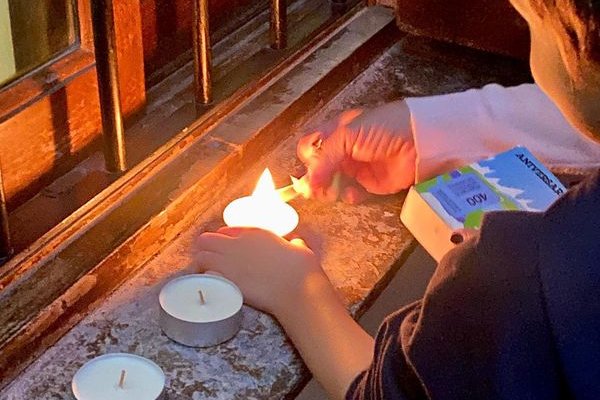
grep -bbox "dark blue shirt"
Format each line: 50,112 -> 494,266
347,170 -> 600,399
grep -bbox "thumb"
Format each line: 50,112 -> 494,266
217,226 -> 246,237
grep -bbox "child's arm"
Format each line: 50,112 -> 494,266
195,228 -> 375,400
408,83 -> 600,181
299,83 -> 600,202
275,271 -> 375,400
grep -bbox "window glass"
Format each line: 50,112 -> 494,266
0,0 -> 78,87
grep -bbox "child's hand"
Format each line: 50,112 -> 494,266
297,101 -> 417,203
195,227 -> 324,316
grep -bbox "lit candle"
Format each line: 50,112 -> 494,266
223,168 -> 299,236
159,274 -> 243,347
72,353 -> 165,400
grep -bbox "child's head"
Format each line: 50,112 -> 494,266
510,0 -> 600,140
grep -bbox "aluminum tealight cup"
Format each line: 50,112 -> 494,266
159,274 -> 243,347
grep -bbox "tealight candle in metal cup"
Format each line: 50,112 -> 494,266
72,353 -> 165,400
159,274 -> 243,347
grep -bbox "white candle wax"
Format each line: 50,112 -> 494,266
159,274 -> 243,323
72,353 -> 165,400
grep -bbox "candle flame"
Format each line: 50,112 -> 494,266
252,168 -> 280,202
223,168 -> 299,236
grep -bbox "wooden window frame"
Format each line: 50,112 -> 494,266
0,1 -> 94,121
0,0 -> 145,388
0,0 -> 145,210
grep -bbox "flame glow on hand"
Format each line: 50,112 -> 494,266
223,168 -> 299,236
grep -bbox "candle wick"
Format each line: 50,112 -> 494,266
118,369 -> 126,389
198,290 -> 206,305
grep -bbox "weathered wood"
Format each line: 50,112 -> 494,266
0,165 -> 11,259
112,0 -> 146,116
0,0 -> 145,209
0,61 -> 101,209
6,0 -> 77,81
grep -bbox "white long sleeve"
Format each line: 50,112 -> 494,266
406,83 -> 600,182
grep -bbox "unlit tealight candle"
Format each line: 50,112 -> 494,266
159,274 -> 243,347
72,353 -> 165,400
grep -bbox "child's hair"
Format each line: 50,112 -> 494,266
531,0 -> 600,65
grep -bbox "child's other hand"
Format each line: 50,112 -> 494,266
195,227 -> 324,316
297,100 -> 416,203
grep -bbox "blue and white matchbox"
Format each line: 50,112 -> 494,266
400,146 -> 566,261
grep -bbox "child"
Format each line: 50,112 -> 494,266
196,0 -> 600,398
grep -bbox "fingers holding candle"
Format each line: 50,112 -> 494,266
194,227 -> 322,316
195,250 -> 224,272
196,232 -> 236,253
204,167 -> 324,315
216,226 -> 287,238
216,226 -> 246,237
